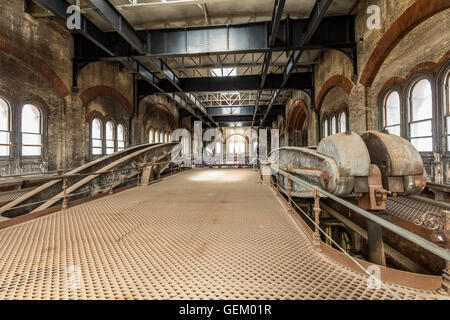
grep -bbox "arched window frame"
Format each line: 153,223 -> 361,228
155,130 -> 160,143
330,113 -> 337,135
437,61 -> 450,155
405,73 -> 435,154
0,95 -> 12,158
90,117 -> 103,157
321,116 -> 329,139
148,128 -> 154,143
117,123 -> 126,151
379,88 -> 402,136
105,120 -> 116,155
20,103 -> 44,157
338,108 -> 349,133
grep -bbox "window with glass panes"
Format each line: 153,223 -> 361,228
409,79 -> 433,152
22,104 -> 42,156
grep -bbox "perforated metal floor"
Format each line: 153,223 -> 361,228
386,196 -> 447,224
0,169 -> 447,300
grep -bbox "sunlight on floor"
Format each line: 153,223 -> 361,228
187,169 -> 252,183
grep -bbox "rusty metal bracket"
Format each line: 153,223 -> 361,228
358,165 -> 390,211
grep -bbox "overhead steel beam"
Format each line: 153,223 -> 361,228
164,61 -> 315,71
137,73 -> 311,96
33,0 -> 116,55
73,16 -> 355,60
84,0 -> 145,54
207,105 -> 284,116
213,115 -> 278,123
281,0 -> 333,88
35,0 -> 213,126
141,16 -> 353,57
260,0 -> 286,89
217,121 -> 274,128
254,0 -> 286,126
34,0 -> 165,94
262,0 -> 333,123
82,0 -> 215,126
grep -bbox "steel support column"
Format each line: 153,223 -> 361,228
261,0 -> 333,124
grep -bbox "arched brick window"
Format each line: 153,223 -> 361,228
338,111 -> 347,133
323,117 -> 329,138
149,128 -> 154,143
21,104 -> 43,156
0,97 -> 11,156
105,121 -> 115,154
331,114 -> 337,135
444,72 -> 450,152
409,79 -> 433,152
117,124 -> 125,151
91,118 -> 103,155
383,91 -> 401,136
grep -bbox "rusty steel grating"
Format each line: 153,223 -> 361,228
0,169 -> 447,300
386,196 -> 446,224
0,188 -> 33,204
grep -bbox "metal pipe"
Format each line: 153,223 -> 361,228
278,169 -> 450,262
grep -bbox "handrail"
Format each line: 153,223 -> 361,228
0,162 -> 188,216
277,168 -> 450,262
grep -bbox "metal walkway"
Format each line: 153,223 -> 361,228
0,169 -> 447,300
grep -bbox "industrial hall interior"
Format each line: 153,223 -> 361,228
0,0 -> 449,302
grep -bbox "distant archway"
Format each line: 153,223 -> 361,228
79,86 -> 133,116
316,75 -> 353,112
288,100 -> 308,131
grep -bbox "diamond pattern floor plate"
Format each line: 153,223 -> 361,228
0,169 -> 447,300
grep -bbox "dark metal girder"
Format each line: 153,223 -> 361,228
260,0 -> 286,89
141,16 -> 353,57
35,0 -> 213,126
262,0 -> 333,123
207,105 -> 284,116
73,16 -> 354,60
33,0 -> 117,56
84,0 -> 145,54
34,0 -> 162,92
136,72 -> 311,96
181,73 -> 311,93
81,0 -> 215,126
281,0 -> 333,88
218,121 -> 274,128
213,114 -> 278,123
254,0 -> 286,126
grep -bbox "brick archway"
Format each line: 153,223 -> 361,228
288,99 -> 308,131
360,0 -> 450,87
144,104 -> 177,130
224,133 -> 250,144
79,86 -> 133,116
315,75 -> 353,112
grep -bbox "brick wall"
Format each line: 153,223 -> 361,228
308,0 -> 450,182
0,2 -> 178,174
312,0 -> 449,136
